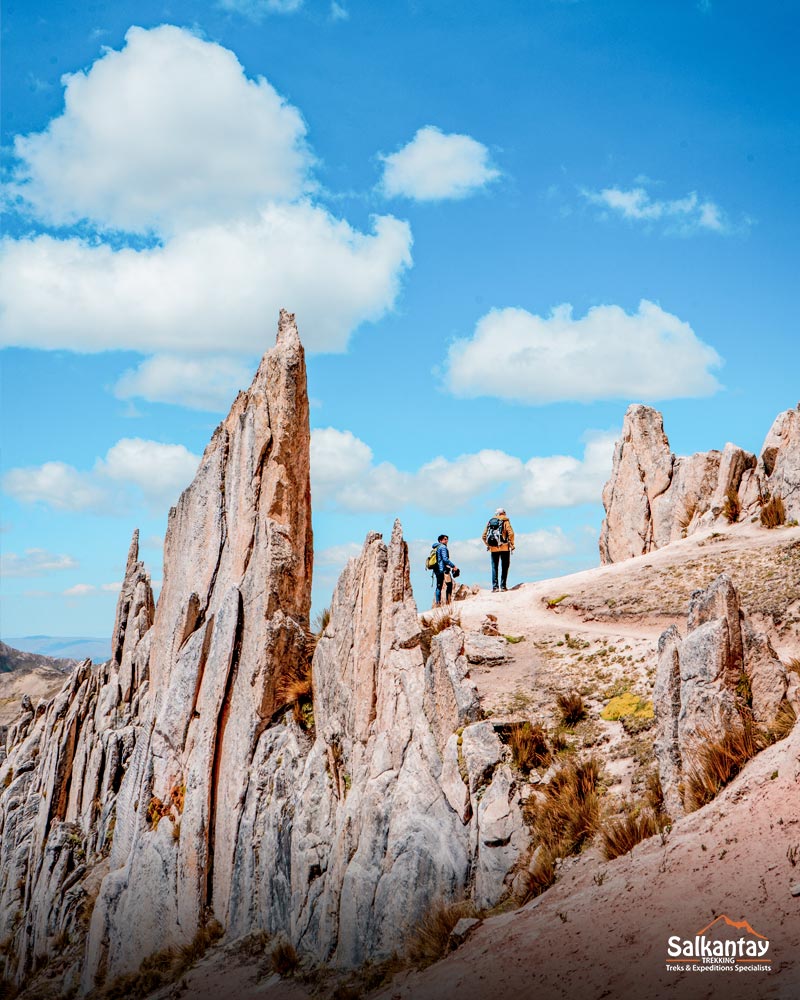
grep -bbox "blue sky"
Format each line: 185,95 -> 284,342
1,0 -> 798,638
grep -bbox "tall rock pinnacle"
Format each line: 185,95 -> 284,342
83,310 -> 313,981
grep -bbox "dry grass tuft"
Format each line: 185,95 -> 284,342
278,656 -> 314,731
761,494 -> 786,528
405,900 -> 476,968
103,921 -> 224,998
305,607 -> 331,663
522,756 -> 602,900
722,488 -> 741,524
644,770 -> 666,819
174,921 -> 224,977
600,809 -> 661,860
421,607 -> 462,634
524,848 -> 557,898
271,939 -> 300,977
557,691 -> 587,728
769,700 -> 797,742
508,722 -> 550,773
684,720 -> 767,811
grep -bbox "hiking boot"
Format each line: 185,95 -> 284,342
500,586 -> 507,592
492,587 -> 499,592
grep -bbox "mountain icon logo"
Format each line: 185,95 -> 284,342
666,914 -> 772,969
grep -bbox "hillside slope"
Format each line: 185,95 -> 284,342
0,642 -> 78,725
90,520 -> 800,1000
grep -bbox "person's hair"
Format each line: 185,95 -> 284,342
437,533 -> 448,542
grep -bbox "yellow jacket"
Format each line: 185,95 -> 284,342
483,515 -> 515,552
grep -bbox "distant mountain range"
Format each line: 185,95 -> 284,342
3,635 -> 111,663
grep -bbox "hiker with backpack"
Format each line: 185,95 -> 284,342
426,533 -> 459,607
483,507 -> 515,592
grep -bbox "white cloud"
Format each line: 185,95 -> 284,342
581,184 -> 730,234
115,354 -> 254,411
99,438 -> 200,505
311,428 -> 616,515
444,300 -> 723,403
101,582 -> 122,593
512,432 -> 618,511
315,541 -> 363,566
330,2 -> 349,20
3,438 -> 200,514
2,462 -> 110,512
0,205 -> 412,357
64,583 -> 96,597
380,126 -> 499,201
0,26 -> 414,393
9,25 -> 312,236
311,428 -> 374,491
219,0 -> 304,20
1,548 -> 79,577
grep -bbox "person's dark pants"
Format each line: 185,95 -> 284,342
491,550 -> 510,590
434,569 -> 445,604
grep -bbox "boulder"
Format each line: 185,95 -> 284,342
654,574 -> 788,817
463,633 -> 508,665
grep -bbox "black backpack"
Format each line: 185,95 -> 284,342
485,517 -> 507,547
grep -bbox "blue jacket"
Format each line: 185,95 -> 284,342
435,542 -> 455,574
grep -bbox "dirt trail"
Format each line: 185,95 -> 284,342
425,521 -> 800,798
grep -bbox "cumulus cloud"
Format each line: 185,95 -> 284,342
0,26 -> 414,395
1,548 -> 79,577
311,428 -> 616,515
99,438 -> 200,505
3,462 -> 110,512
315,541 -> 363,566
581,184 -> 730,235
3,438 -> 200,514
511,432 -> 618,511
380,125 -> 499,201
444,301 -> 723,403
115,355 -> 255,411
64,583 -> 96,597
9,25 -> 312,236
0,206 -> 412,357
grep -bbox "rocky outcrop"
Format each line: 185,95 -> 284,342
600,402 -> 800,563
223,524 -> 526,966
0,312 -> 529,993
0,531 -> 154,992
653,574 -> 789,818
83,310 -> 313,985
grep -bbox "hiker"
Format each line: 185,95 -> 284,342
482,507 -> 515,592
430,533 -> 459,607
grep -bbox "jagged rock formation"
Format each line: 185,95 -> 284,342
0,312 -> 529,995
0,532 -> 154,990
83,310 -> 314,986
228,524 -> 528,967
600,402 -> 800,563
653,573 -> 791,818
